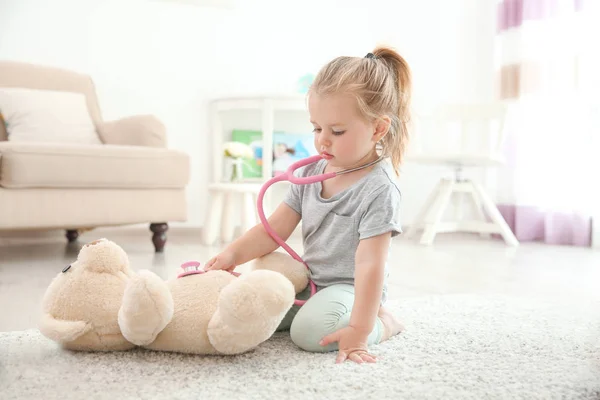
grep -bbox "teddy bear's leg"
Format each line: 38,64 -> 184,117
207,269 -> 295,354
251,252 -> 309,294
118,270 -> 174,346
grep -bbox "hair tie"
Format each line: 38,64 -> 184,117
365,52 -> 377,60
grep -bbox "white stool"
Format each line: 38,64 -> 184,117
202,182 -> 262,246
405,176 -> 518,246
405,103 -> 519,247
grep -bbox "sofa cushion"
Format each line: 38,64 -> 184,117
0,87 -> 102,145
0,142 -> 189,189
0,61 -> 105,143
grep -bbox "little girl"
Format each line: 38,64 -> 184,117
206,46 -> 411,364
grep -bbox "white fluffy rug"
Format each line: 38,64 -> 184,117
1,294 -> 599,400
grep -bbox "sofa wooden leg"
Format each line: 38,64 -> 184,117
150,223 -> 168,252
66,230 -> 79,243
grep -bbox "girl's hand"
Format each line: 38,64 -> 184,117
319,326 -> 377,364
204,250 -> 237,272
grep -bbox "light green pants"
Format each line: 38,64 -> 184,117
276,284 -> 384,353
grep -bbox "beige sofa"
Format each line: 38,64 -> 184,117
0,61 -> 190,251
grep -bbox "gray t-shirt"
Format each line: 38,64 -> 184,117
283,158 -> 402,303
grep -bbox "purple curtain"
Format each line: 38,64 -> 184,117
494,0 -> 598,246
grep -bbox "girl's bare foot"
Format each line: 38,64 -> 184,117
378,306 -> 404,342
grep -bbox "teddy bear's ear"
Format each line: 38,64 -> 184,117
39,313 -> 91,343
76,238 -> 131,275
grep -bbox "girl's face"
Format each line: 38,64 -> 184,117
308,93 -> 387,170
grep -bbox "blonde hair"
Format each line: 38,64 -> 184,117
309,46 -> 412,176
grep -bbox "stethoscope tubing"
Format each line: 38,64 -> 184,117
257,154 -> 385,306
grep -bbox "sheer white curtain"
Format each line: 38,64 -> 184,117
494,0 -> 600,246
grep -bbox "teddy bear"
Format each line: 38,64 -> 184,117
38,238 -> 309,355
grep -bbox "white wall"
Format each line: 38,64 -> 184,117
0,0 -> 498,229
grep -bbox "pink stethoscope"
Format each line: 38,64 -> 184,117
180,153 -> 384,306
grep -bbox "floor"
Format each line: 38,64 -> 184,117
1,228 -> 600,332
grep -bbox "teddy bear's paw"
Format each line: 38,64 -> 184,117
207,270 -> 296,355
216,269 -> 296,325
118,270 -> 174,346
251,252 -> 310,294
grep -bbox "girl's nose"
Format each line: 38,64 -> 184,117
317,132 -> 331,148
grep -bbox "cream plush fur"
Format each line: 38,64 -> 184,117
39,238 -> 309,355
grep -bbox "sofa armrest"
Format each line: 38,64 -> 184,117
98,115 -> 167,148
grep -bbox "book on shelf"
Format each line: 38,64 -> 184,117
231,129 -> 263,179
230,129 -> 318,178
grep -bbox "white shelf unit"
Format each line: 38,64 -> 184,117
210,95 -> 309,184
204,95 -> 309,245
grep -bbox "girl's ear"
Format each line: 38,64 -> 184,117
373,115 -> 391,143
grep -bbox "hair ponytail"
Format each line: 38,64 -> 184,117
372,47 -> 412,175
